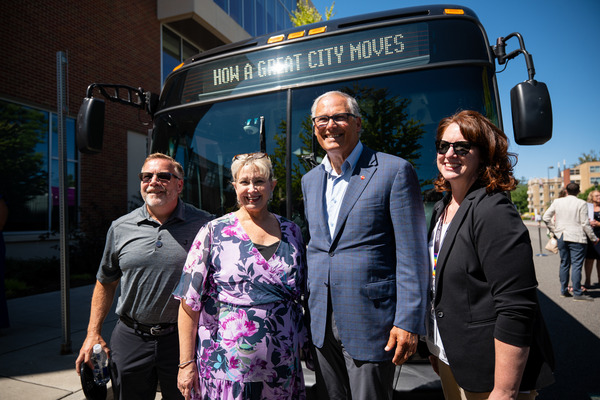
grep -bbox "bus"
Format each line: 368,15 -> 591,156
77,4 -> 552,221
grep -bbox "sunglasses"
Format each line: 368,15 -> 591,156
435,140 -> 473,156
138,172 -> 181,183
312,112 -> 357,128
232,152 -> 269,162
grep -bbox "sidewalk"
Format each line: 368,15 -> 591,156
1,223 -> 598,399
0,284 -> 119,399
0,285 -> 440,399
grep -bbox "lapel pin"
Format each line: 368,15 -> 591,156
361,175 -> 365,180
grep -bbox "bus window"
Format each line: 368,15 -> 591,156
153,91 -> 288,215
79,6 -> 550,221
153,62 -> 496,219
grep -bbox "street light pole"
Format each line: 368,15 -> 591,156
536,166 -> 555,257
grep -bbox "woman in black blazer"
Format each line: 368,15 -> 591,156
425,111 -> 554,399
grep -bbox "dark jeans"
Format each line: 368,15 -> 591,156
109,320 -> 183,400
557,238 -> 587,296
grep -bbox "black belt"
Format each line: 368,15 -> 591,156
119,315 -> 176,336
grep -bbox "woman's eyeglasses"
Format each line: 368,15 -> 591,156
138,172 -> 181,183
232,152 -> 269,162
435,140 -> 473,156
312,113 -> 357,128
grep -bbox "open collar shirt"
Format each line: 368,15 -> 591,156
321,141 -> 363,239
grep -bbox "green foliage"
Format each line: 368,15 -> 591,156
5,257 -> 95,299
269,83 -> 427,218
0,102 -> 48,218
289,0 -> 335,27
511,183 -> 529,214
578,150 -> 600,164
343,84 -> 425,168
579,185 -> 600,201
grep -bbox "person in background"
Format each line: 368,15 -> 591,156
174,152 -> 307,400
544,182 -> 598,301
0,195 -> 8,329
584,189 -> 600,288
302,91 -> 429,400
75,153 -> 212,399
426,110 -> 554,399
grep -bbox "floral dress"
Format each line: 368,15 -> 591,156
173,213 -> 307,400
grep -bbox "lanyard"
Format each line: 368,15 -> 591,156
432,206 -> 447,281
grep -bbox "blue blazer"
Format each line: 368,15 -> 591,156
301,145 -> 429,361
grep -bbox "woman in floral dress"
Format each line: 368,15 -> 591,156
174,152 -> 307,400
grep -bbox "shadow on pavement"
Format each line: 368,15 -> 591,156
536,290 -> 600,400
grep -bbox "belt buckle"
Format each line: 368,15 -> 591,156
150,325 -> 162,335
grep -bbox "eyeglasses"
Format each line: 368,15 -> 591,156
435,140 -> 473,156
138,172 -> 181,183
232,152 -> 269,162
312,113 -> 357,128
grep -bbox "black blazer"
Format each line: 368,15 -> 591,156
429,186 -> 554,392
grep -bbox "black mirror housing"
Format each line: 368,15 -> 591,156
510,80 -> 552,145
76,97 -> 105,154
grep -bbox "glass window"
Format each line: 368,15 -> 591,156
0,100 -> 78,232
244,0 -> 256,36
266,0 -> 276,34
162,26 -> 200,84
276,0 -> 286,31
590,165 -> 600,173
51,115 -> 79,231
230,0 -> 243,24
256,0 -> 266,36
214,0 -> 227,12
591,177 -> 600,185
153,91 -> 288,216
162,27 -> 181,83
152,64 -> 497,218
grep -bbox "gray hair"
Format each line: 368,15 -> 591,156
143,153 -> 184,178
310,91 -> 361,118
231,153 -> 275,183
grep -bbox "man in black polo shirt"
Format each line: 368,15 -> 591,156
76,153 -> 212,399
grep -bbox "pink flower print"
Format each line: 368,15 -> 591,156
251,247 -> 270,269
220,309 -> 258,347
247,358 -> 269,379
228,356 -> 241,369
222,222 -> 250,241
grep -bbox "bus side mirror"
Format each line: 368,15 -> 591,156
510,80 -> 552,145
76,97 -> 105,154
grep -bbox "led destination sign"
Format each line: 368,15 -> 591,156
180,23 -> 430,103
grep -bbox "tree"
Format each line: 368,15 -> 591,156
289,0 -> 335,26
343,84 -> 425,168
578,150 -> 600,164
269,83 -> 427,219
579,185 -> 600,202
511,182 -> 529,214
0,102 -> 48,230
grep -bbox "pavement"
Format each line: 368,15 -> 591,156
0,222 -> 599,400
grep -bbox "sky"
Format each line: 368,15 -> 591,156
310,0 -> 600,181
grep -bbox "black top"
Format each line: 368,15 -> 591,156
253,241 -> 280,261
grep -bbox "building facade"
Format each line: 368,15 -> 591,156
0,0 -> 303,259
527,161 -> 600,216
527,177 -> 563,217
564,161 -> 600,192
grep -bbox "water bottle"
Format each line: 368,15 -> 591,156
91,344 -> 110,385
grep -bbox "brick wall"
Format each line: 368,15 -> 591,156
1,0 -> 161,231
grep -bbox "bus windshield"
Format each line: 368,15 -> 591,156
152,16 -> 498,219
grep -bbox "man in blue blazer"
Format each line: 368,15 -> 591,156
301,91 -> 429,399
